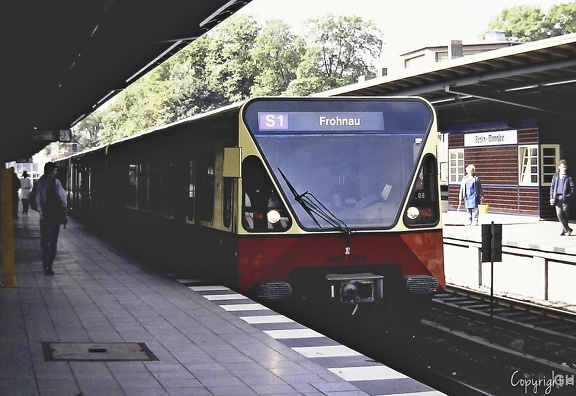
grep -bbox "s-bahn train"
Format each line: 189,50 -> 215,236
56,96 -> 445,316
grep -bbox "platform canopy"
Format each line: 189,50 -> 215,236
2,0 -> 252,163
317,34 -> 576,132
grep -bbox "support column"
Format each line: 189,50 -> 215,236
1,168 -> 17,287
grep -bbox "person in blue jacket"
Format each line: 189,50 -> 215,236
459,164 -> 484,226
29,162 -> 68,275
549,159 -> 574,236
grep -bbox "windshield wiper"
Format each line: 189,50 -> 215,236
278,168 -> 351,235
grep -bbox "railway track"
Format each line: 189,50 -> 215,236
411,288 -> 576,395
282,288 -> 576,395
432,287 -> 576,344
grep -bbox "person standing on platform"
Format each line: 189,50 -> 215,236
20,170 -> 32,215
549,159 -> 574,236
29,162 -> 68,275
459,164 -> 484,226
11,167 -> 21,219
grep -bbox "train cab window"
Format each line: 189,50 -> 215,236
242,156 -> 290,232
404,154 -> 440,227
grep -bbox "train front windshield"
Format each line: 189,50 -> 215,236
243,98 -> 435,231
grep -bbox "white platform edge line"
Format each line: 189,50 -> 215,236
189,285 -> 230,291
240,315 -> 295,324
328,365 -> 408,381
293,345 -> 363,358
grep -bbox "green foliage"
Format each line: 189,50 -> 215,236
287,14 -> 383,95
489,3 -> 576,42
548,2 -> 576,37
250,20 -> 304,96
205,14 -> 260,103
73,13 -> 384,147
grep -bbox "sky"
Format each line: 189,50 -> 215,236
238,0 -> 566,66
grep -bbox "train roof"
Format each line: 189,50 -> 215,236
57,101 -> 244,162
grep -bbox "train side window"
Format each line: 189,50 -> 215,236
197,155 -> 215,222
242,156 -> 291,232
150,157 -> 173,216
223,177 -> 233,228
127,163 -> 139,208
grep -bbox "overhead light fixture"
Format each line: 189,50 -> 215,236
125,41 -> 182,84
505,85 -> 538,92
72,115 -> 86,126
430,98 -> 456,104
95,90 -> 121,106
199,0 -> 239,28
542,79 -> 576,87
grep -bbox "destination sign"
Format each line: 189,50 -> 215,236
257,112 -> 385,132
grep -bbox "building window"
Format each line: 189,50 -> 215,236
541,144 -> 560,185
435,51 -> 448,62
519,145 -> 538,186
449,149 -> 465,183
404,54 -> 426,69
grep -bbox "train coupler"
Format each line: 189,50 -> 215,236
326,273 -> 383,304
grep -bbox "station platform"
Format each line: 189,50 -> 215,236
0,212 -> 444,396
442,211 -> 576,315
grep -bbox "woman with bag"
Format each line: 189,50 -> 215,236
459,164 -> 484,226
29,162 -> 67,275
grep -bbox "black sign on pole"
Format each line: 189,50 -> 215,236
481,223 -> 502,263
481,221 -> 503,324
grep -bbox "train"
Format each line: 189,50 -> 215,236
55,96 -> 445,317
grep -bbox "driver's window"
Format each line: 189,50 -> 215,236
242,156 -> 290,232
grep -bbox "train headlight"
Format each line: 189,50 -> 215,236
267,210 -> 281,224
406,206 -> 420,219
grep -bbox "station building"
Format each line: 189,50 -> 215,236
318,33 -> 576,219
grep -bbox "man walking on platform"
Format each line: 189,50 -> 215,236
29,162 -> 67,275
550,159 -> 574,236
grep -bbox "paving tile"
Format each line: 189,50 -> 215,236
2,216 -> 376,396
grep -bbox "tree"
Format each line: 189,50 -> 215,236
250,20 -> 304,96
205,14 -> 260,103
286,14 -> 383,96
489,6 -> 547,42
161,34 -> 227,121
547,2 -> 576,37
489,3 -> 576,42
75,111 -> 104,149
97,67 -> 173,143
72,13 -> 385,145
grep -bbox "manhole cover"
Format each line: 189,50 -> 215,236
42,342 -> 158,362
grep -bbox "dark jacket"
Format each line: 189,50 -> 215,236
29,174 -> 67,222
550,172 -> 575,204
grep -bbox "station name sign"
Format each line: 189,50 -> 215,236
257,112 -> 385,132
464,130 -> 518,147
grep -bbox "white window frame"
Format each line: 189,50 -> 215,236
540,144 -> 560,186
448,148 -> 465,184
518,145 -> 539,186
